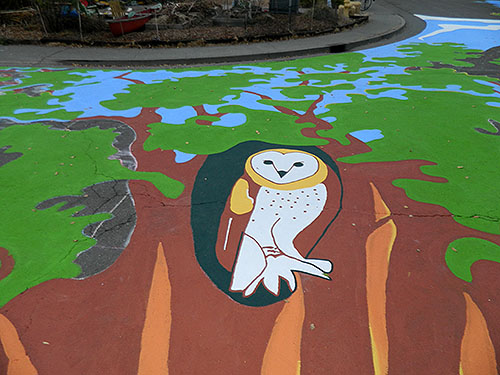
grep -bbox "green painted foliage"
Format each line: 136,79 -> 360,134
371,43 -> 482,67
0,69 -> 91,121
446,238 -> 500,282
379,67 -> 499,93
0,92 -> 82,121
0,124 -> 184,307
0,41 -> 499,306
102,73 -> 275,110
285,72 -> 376,87
318,90 -> 500,235
0,68 -> 87,91
145,105 -> 325,155
280,83 -> 357,100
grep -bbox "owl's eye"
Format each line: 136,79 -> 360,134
263,160 -> 273,165
293,162 -> 304,167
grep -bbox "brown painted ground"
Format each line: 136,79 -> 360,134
1,109 -> 500,374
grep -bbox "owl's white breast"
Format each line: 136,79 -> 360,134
244,184 -> 327,243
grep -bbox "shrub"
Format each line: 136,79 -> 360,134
32,0 -> 82,32
0,0 -> 33,10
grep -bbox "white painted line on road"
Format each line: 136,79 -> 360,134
416,14 -> 500,23
419,23 -> 500,40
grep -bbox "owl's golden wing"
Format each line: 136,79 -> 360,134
230,178 -> 254,215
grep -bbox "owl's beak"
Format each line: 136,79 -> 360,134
277,170 -> 288,178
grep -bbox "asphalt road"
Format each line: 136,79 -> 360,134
385,0 -> 500,18
0,2 -> 500,374
352,0 -> 500,51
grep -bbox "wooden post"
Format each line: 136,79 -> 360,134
34,2 -> 48,36
310,0 -> 316,30
76,0 -> 83,41
288,0 -> 292,31
154,10 -> 159,39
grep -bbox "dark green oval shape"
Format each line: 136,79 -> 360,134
191,141 -> 343,307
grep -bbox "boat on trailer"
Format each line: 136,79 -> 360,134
107,13 -> 152,36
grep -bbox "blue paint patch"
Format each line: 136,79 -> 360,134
122,66 -> 283,85
367,89 -> 409,100
362,16 -> 500,60
14,108 -> 53,115
482,0 -> 500,8
174,150 -> 197,163
313,105 -> 330,115
2,16 -> 499,130
321,116 -> 337,123
156,106 -> 197,125
0,116 -> 72,123
212,113 -> 247,127
350,129 -> 384,143
50,70 -> 144,119
414,16 -> 500,51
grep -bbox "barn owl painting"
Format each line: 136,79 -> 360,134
226,148 -> 334,297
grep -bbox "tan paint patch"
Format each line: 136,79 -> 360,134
0,313 -> 37,375
230,178 -> 254,215
137,242 -> 172,375
460,292 -> 498,375
369,182 -> 391,222
366,219 -> 397,375
261,276 -> 305,375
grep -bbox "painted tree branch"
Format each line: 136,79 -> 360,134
244,90 -> 332,141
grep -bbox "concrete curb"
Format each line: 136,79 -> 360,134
0,8 -> 406,67
58,14 -> 405,66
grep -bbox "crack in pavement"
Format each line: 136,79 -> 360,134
37,180 -> 137,279
1,118 -> 140,278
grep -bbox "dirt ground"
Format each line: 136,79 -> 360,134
0,2 -> 367,47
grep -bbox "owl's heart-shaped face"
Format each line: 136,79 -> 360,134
250,150 -> 320,185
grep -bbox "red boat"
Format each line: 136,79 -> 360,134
107,14 -> 152,36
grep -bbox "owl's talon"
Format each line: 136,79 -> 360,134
232,254 -> 333,297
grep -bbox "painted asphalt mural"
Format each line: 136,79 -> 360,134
0,14 -> 500,375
